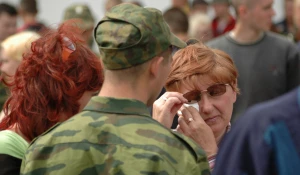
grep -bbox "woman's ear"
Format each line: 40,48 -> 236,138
231,79 -> 239,103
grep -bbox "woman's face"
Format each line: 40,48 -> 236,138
179,75 -> 236,137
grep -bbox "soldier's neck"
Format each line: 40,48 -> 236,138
99,81 -> 148,105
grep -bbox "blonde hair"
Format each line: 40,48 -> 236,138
188,13 -> 211,40
166,42 -> 239,93
1,31 -> 40,61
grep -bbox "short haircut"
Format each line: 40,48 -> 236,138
231,0 -> 259,14
189,13 -> 211,39
163,7 -> 189,34
166,41 -> 239,93
0,3 -> 17,16
105,0 -> 123,11
192,0 -> 208,7
19,0 -> 38,14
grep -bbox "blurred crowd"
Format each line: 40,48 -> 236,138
0,0 -> 299,175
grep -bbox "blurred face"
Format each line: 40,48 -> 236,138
172,0 -> 188,7
212,3 -> 229,17
179,75 -> 236,137
0,49 -> 21,81
78,91 -> 98,111
191,4 -> 208,14
195,24 -> 213,43
246,0 -> 275,31
0,13 -> 17,42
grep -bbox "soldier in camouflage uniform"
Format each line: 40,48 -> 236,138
63,4 -> 95,50
21,3 -> 211,175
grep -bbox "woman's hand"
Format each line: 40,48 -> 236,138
176,106 -> 218,157
152,92 -> 187,128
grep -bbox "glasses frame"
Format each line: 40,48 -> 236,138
183,83 -> 230,104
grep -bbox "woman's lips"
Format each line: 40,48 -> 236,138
204,115 -> 219,124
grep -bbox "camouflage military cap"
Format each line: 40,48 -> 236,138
63,4 -> 95,30
94,3 -> 187,70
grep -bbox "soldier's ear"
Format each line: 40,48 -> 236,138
149,55 -> 164,78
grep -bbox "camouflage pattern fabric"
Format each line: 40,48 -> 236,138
63,4 -> 95,30
94,3 -> 186,70
21,96 -> 211,175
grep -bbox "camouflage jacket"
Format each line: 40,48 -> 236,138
21,97 -> 211,175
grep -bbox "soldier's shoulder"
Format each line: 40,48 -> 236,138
172,131 -> 207,162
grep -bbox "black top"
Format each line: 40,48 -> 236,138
0,154 -> 21,175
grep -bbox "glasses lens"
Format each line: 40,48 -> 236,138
183,90 -> 201,103
207,84 -> 227,96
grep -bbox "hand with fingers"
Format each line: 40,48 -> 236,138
152,92 -> 188,128
177,106 -> 218,157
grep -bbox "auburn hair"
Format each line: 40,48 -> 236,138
0,19 -> 103,141
166,41 -> 239,93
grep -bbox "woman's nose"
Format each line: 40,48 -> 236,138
199,94 -> 213,114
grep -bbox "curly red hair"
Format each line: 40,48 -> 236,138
0,19 -> 103,141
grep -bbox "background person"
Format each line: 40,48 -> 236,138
211,0 -> 235,38
104,0 -> 123,12
0,19 -> 103,175
0,31 -> 40,83
17,0 -> 47,34
0,31 -> 40,119
191,0 -> 209,15
206,0 -> 300,122
163,7 -> 189,42
0,3 -> 17,43
62,4 -> 96,50
189,13 -> 213,42
0,3 -> 18,111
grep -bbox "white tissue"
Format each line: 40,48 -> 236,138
183,103 -> 199,111
177,103 -> 199,116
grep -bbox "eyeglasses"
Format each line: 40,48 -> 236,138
183,84 -> 230,104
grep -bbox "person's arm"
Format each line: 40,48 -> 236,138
0,154 -> 22,175
286,44 -> 300,90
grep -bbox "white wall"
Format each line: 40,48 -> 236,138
0,0 -> 285,26
0,0 -> 172,27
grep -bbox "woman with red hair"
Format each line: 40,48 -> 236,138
0,19 -> 103,174
153,39 -> 239,171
